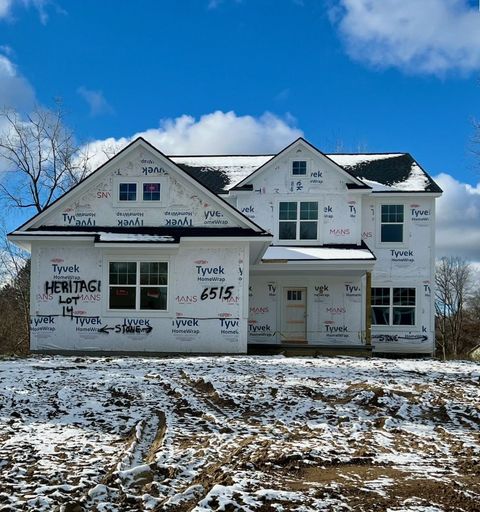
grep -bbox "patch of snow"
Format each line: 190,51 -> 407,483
98,233 -> 175,242
262,245 -> 375,261
392,163 -> 430,191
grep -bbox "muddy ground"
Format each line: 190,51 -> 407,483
0,356 -> 478,511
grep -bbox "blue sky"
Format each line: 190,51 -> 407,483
1,0 -> 480,260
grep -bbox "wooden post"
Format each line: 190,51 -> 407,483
365,271 -> 372,346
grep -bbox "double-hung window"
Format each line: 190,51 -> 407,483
143,183 -> 161,201
279,201 -> 318,240
119,183 -> 137,201
292,160 -> 307,176
371,287 -> 415,326
109,261 -> 168,311
381,204 -> 404,243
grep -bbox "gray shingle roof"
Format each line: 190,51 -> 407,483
172,153 -> 442,194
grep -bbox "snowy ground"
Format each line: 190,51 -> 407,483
0,356 -> 479,512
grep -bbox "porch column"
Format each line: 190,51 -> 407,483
365,271 -> 372,346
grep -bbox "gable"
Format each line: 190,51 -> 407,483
20,139 -> 263,232
230,139 -> 369,193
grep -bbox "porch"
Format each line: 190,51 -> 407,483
247,243 -> 376,351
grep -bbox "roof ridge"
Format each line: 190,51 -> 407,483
328,152 -> 407,156
170,154 -> 275,158
171,152 -> 407,158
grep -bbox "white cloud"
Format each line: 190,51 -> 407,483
435,172 -> 480,261
77,86 -> 113,117
80,110 -> 303,171
0,0 -> 12,18
0,0 -> 58,23
0,52 -> 35,173
0,52 -> 35,112
330,0 -> 480,74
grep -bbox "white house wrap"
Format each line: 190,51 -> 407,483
10,137 -> 442,355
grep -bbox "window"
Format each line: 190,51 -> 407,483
119,183 -> 137,201
292,160 -> 307,176
371,287 -> 415,326
287,290 -> 303,301
279,201 -> 318,240
109,261 -> 168,310
143,183 -> 161,201
116,179 -> 167,205
381,204 -> 404,243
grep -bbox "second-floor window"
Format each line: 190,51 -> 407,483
143,183 -> 161,201
119,183 -> 137,201
381,204 -> 404,243
279,201 -> 318,240
292,160 -> 307,176
371,287 -> 415,326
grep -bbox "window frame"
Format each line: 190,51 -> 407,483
142,182 -> 161,201
118,182 -> 138,202
105,257 -> 170,314
291,160 -> 308,177
371,286 -> 417,329
278,200 -> 319,242
377,202 -> 406,246
113,177 -> 168,207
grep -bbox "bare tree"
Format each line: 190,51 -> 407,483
0,104 -> 92,214
0,104 -> 96,354
0,225 -> 30,354
435,256 -> 472,359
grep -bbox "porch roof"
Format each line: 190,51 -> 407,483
261,243 -> 376,262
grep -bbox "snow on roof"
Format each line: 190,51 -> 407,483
171,152 -> 440,193
262,245 -> 375,261
359,166 -> 429,192
328,153 -> 403,167
172,155 -> 273,191
387,163 -> 430,192
97,233 -> 175,243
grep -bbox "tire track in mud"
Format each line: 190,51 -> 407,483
154,370 -> 290,511
146,371 -> 252,510
116,410 -> 167,485
80,410 -> 168,511
82,370 -> 239,511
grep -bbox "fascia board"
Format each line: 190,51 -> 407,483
94,243 -> 180,249
180,236 -> 273,243
254,260 -> 376,269
372,192 -> 443,198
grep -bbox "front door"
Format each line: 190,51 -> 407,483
282,287 -> 307,343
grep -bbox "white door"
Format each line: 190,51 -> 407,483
282,288 -> 307,343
